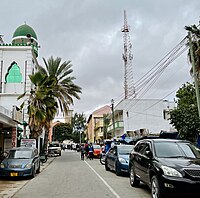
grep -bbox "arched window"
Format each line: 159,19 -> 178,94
5,62 -> 22,83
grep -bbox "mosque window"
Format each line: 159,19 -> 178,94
5,62 -> 22,83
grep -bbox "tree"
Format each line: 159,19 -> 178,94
185,25 -> 200,78
38,56 -> 82,116
18,72 -> 58,139
39,57 -> 82,150
103,114 -> 111,139
53,123 -> 73,142
169,82 -> 200,143
71,113 -> 86,143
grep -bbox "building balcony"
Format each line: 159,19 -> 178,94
107,121 -> 124,132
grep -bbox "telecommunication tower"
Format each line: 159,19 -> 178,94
121,10 -> 135,99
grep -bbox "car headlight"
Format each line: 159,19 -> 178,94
0,163 -> 5,168
24,163 -> 32,169
118,157 -> 126,163
161,165 -> 182,177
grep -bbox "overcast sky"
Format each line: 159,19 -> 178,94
1,0 -> 199,118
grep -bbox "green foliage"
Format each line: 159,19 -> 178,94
71,113 -> 86,143
103,114 -> 111,139
53,123 -> 73,142
170,82 -> 200,142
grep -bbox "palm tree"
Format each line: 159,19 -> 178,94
38,56 -> 82,115
18,72 -> 58,139
185,25 -> 200,78
37,56 -> 81,151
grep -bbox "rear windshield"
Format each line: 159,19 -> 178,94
118,146 -> 133,155
154,142 -> 200,158
93,145 -> 100,149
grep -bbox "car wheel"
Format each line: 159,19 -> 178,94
105,161 -> 110,171
151,175 -> 164,198
31,166 -> 36,178
115,162 -> 121,176
130,165 -> 140,187
36,164 -> 40,173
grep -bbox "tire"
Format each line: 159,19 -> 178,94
100,154 -> 105,165
130,165 -> 140,187
31,166 -> 36,178
105,161 -> 110,171
115,162 -> 121,176
151,175 -> 164,198
36,164 -> 40,173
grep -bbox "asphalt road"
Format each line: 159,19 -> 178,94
10,150 -> 151,198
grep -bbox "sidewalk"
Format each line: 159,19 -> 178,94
0,157 -> 55,198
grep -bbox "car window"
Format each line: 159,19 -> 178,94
178,143 -> 200,158
134,142 -> 146,154
93,145 -> 100,149
9,150 -> 33,159
118,146 -> 133,155
108,148 -> 114,154
155,142 -> 184,158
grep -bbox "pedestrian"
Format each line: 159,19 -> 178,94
88,143 -> 94,160
80,144 -> 85,160
85,142 -> 89,158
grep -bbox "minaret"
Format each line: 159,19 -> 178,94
121,10 -> 135,99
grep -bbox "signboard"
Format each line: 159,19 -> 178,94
20,139 -> 36,148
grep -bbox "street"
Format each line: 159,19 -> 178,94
1,150 -> 151,198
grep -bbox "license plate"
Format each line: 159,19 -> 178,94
10,172 -> 18,177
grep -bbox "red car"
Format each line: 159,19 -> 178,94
93,145 -> 101,158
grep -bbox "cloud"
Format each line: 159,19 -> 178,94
1,0 -> 199,116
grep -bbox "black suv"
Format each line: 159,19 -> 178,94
129,138 -> 200,198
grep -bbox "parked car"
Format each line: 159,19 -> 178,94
48,142 -> 61,156
105,144 -> 134,176
93,144 -> 101,158
129,138 -> 200,198
0,147 -> 40,178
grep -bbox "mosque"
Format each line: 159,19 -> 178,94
0,23 -> 42,151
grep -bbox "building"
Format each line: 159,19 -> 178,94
107,99 -> 176,138
86,105 -> 111,143
0,23 -> 40,150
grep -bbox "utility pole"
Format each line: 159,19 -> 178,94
188,32 -> 200,117
111,99 -> 115,138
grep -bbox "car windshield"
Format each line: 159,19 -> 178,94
154,142 -> 200,158
118,146 -> 133,155
93,145 -> 100,149
8,150 -> 32,159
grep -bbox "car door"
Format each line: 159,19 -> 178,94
133,141 -> 147,177
106,147 -> 116,170
110,146 -> 118,170
138,142 -> 152,183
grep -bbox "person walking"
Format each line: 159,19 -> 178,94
80,144 -> 85,160
84,142 -> 89,158
88,143 -> 94,160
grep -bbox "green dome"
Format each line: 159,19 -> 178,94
13,24 -> 37,40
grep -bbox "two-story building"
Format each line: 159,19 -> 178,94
107,98 -> 176,138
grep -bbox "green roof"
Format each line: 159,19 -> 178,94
13,24 -> 37,40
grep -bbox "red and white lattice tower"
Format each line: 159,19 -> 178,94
121,10 -> 135,99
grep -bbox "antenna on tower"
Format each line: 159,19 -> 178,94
121,10 -> 135,99
0,35 -> 4,44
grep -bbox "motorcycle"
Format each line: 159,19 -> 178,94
40,151 -> 48,163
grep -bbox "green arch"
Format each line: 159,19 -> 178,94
5,63 -> 22,83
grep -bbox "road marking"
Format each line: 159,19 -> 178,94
85,161 -> 121,198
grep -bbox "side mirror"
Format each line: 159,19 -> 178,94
145,150 -> 153,158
